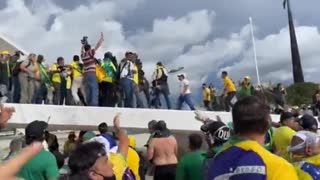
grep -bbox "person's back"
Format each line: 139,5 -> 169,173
148,133 -> 177,180
207,96 -> 298,180
150,136 -> 177,165
176,133 -> 206,180
17,149 -> 59,180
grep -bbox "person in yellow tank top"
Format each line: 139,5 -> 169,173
221,71 -> 237,112
126,136 -> 141,180
66,114 -> 134,180
288,131 -> 320,180
207,96 -> 298,180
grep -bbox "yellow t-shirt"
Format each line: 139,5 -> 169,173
70,62 -> 83,79
51,64 -> 61,83
127,147 -> 140,180
133,64 -> 139,85
273,126 -> 295,161
109,153 -> 127,180
203,87 -> 211,101
66,71 -> 72,89
223,76 -> 236,93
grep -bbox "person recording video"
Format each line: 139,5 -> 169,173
51,57 -> 69,105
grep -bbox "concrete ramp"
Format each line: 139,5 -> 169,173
5,103 -> 280,133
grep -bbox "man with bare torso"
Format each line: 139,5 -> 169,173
147,121 -> 178,180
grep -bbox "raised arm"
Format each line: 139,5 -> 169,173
94,32 -> 104,51
113,113 -> 129,158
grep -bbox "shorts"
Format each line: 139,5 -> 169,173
154,164 -> 177,180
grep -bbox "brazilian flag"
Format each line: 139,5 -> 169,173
39,63 -> 52,85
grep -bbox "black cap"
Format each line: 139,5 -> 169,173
25,121 -> 48,138
280,112 -> 295,124
201,121 -> 230,144
299,114 -> 318,131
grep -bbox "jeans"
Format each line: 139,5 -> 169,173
52,82 -> 61,105
154,83 -> 171,109
35,83 -> 48,104
224,92 -> 236,112
177,94 -> 195,110
12,75 -> 20,103
84,72 -> 99,106
134,84 -> 144,108
119,78 -> 134,108
19,74 -> 37,104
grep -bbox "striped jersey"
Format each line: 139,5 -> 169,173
81,49 -> 96,73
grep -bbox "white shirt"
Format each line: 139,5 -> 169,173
180,79 -> 191,95
119,60 -> 134,79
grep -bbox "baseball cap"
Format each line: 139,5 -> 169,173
1,50 -> 10,55
299,114 -> 318,131
288,131 -> 320,152
201,121 -> 231,144
25,120 -> 48,138
279,112 -> 295,124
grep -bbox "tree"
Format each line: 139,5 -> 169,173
283,0 -> 305,83
286,82 -> 318,106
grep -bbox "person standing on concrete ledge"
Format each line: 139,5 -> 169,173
148,121 -> 177,180
177,73 -> 195,111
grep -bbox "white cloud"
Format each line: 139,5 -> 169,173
223,26 -> 320,85
0,0 -> 319,102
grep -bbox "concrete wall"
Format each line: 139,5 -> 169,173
5,103 -> 280,132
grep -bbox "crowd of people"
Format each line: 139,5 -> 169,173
0,32 -> 293,112
1,95 -> 320,180
0,32 -> 193,110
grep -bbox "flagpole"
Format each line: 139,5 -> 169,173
249,17 -> 261,85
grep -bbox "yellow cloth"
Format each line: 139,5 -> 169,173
220,139 -> 298,180
127,147 -> 140,180
223,76 -> 236,93
203,87 -> 211,101
96,64 -> 106,83
293,154 -> 320,180
273,126 -> 295,161
128,136 -> 136,148
133,64 -> 139,85
66,71 -> 72,89
70,62 -> 82,78
109,153 -> 127,180
51,64 -> 61,83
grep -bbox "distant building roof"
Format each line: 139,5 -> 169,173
0,34 -> 28,55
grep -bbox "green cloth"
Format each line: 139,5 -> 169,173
176,151 -> 206,180
16,149 -> 59,180
101,58 -> 117,82
83,131 -> 96,141
39,63 -> 52,85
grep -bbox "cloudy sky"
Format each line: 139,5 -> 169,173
0,0 -> 319,98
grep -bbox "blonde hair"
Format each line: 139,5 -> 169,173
28,53 -> 37,61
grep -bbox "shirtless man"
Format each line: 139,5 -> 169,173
147,121 -> 178,180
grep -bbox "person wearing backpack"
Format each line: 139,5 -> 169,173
151,62 -> 171,109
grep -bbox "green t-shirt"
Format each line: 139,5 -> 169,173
176,151 -> 206,180
16,149 -> 59,180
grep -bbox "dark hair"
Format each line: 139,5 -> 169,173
104,52 -> 113,59
189,133 -> 203,150
232,96 -> 270,135
156,121 -> 167,131
73,55 -> 80,61
156,62 -> 163,66
98,122 -> 108,134
69,142 -> 105,175
84,44 -> 91,51
57,57 -> 64,63
148,120 -> 157,131
37,54 -> 44,63
222,71 -> 228,76
202,83 -> 206,86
